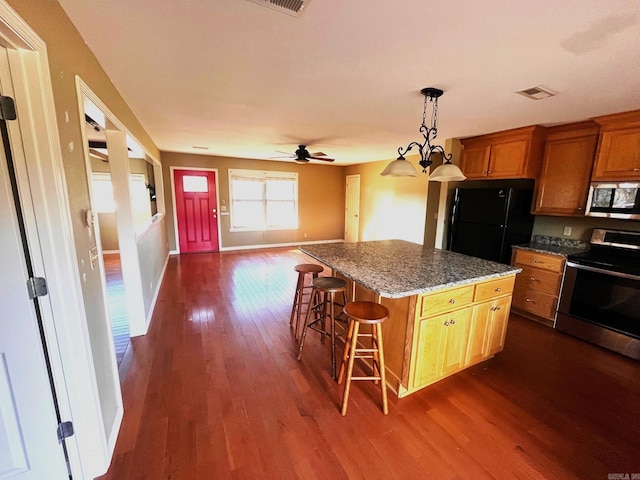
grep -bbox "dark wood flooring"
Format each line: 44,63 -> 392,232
103,253 -> 130,365
98,247 -> 640,479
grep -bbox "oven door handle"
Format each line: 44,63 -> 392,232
566,261 -> 640,281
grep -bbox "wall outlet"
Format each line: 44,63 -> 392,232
563,226 -> 572,236
303,233 -> 307,238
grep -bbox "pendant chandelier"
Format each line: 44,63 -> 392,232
381,87 -> 466,181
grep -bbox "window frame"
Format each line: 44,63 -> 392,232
228,169 -> 299,232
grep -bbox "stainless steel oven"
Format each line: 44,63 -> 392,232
556,229 -> 640,360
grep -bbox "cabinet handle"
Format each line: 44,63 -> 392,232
634,168 -> 640,172
449,299 -> 456,304
444,320 -> 450,326
533,259 -> 539,263
487,170 -> 492,174
526,298 -> 534,303
450,319 -> 456,325
495,287 -> 501,292
529,277 -> 537,281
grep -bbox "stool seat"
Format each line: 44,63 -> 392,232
312,276 -> 347,292
343,301 -> 388,324
294,263 -> 324,275
338,301 -> 389,415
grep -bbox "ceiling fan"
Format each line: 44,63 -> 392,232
274,145 -> 335,163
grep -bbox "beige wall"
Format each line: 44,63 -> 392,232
345,156 -> 430,244
161,152 -> 346,250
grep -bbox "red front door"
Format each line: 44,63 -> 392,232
174,169 -> 219,253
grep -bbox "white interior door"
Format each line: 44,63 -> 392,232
0,99 -> 68,478
345,174 -> 360,242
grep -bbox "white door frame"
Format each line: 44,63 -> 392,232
78,79 -> 163,337
170,166 -> 221,254
0,2 -> 113,477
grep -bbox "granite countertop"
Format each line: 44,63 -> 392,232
299,240 -> 521,299
512,235 -> 588,258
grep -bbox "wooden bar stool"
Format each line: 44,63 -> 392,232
297,276 -> 348,379
289,264 -> 324,338
338,301 -> 389,416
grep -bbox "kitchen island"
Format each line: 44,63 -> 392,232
300,240 -> 521,397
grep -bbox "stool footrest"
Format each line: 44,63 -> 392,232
350,376 -> 382,381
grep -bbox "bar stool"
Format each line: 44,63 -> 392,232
338,301 -> 389,416
297,276 -> 348,379
289,263 -> 324,338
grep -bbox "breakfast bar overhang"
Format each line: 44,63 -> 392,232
300,240 -> 521,397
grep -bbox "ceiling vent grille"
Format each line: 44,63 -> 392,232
247,0 -> 309,17
516,86 -> 557,100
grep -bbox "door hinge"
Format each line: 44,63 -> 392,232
57,421 -> 74,443
0,95 -> 17,121
27,277 -> 48,299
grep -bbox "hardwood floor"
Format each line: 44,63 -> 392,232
98,248 -> 640,479
103,253 -> 130,365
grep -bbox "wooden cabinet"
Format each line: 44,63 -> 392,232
592,110 -> 640,181
511,249 -> 565,324
533,121 -> 599,216
460,126 -> 546,179
408,276 -> 515,394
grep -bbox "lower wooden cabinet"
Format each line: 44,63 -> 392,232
511,248 -> 565,324
413,308 -> 471,387
407,276 -> 515,394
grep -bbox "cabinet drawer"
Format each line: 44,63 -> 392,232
515,266 -> 562,296
419,285 -> 474,318
512,285 -> 558,320
513,249 -> 565,273
474,276 -> 515,302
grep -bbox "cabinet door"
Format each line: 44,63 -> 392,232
488,140 -> 528,178
413,314 -> 447,388
534,134 -> 597,215
466,303 -> 491,365
592,127 -> 640,180
486,296 -> 511,356
460,144 -> 490,179
442,308 -> 472,376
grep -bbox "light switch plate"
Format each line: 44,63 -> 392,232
563,226 -> 572,236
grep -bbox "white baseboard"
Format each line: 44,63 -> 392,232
219,238 -> 344,252
170,239 -> 344,255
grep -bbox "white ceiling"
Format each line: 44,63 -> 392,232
57,0 -> 640,165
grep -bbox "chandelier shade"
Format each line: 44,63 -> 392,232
382,87 -> 466,182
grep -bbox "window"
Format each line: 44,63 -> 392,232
229,169 -> 298,231
91,172 -> 151,226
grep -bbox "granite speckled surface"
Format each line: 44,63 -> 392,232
299,240 -> 521,299
513,235 -> 588,258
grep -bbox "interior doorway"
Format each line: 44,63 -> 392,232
173,168 -> 220,253
345,174 -> 360,243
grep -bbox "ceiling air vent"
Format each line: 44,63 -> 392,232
246,0 -> 309,17
516,86 -> 556,100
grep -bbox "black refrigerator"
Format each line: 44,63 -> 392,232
448,186 -> 534,264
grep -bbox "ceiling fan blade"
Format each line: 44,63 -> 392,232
309,152 -> 327,157
274,150 -> 295,156
308,156 -> 335,162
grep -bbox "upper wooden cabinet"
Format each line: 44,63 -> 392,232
592,110 -> 640,181
532,121 -> 599,216
460,125 -> 546,179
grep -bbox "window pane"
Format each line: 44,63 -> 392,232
267,201 -> 296,227
266,179 -> 295,200
232,201 -> 264,228
183,175 -> 208,193
232,180 -> 263,200
91,176 -> 116,213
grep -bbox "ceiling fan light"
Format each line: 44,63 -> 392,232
428,161 -> 466,182
380,157 -> 419,177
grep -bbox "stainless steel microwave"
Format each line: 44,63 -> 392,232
586,182 -> 640,220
